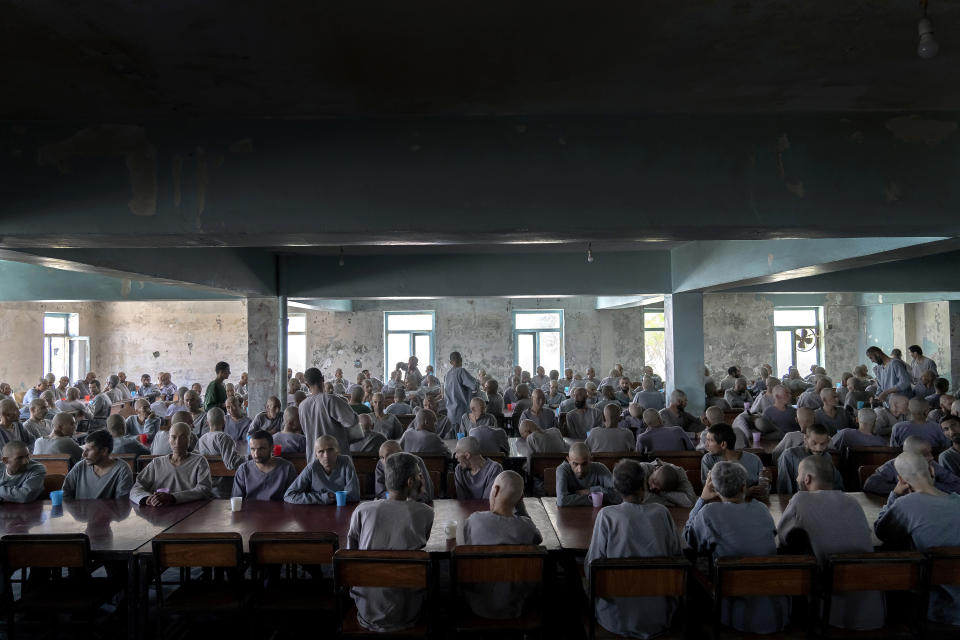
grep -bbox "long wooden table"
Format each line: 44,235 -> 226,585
540,492 -> 887,553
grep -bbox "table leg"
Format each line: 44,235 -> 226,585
126,555 -> 138,640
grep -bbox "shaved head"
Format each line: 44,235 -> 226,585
493,470 -> 524,504
170,421 -> 192,437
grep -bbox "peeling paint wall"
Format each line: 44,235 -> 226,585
950,302 -> 960,392
703,294 -> 775,382
90,300 -> 247,388
823,294 -> 861,379
910,301 -> 950,384
304,297 -> 645,383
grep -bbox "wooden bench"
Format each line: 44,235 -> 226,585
32,454 -> 72,475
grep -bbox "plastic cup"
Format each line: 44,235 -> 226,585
507,403 -> 513,411
273,444 -> 282,456
335,490 -> 348,506
456,432 -> 465,440
156,488 -> 169,493
230,496 -> 242,511
752,432 -> 762,446
84,395 -> 90,401
138,433 -> 148,444
743,401 -> 752,412
590,491 -> 603,508
856,401 -> 865,410
384,491 -> 389,499
49,490 -> 64,506
444,520 -> 458,539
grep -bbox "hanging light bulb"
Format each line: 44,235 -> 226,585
338,246 -> 345,267
918,17 -> 939,59
586,243 -> 594,263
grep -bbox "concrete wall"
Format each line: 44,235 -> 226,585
304,297 -> 646,384
823,294 -> 861,380
703,294 -> 775,382
909,301 -> 950,384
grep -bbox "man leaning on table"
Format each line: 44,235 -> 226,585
284,435 -> 360,504
130,422 -> 213,506
556,442 -> 621,507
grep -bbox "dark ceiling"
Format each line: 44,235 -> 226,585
3,0 -> 960,120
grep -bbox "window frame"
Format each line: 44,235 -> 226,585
287,313 -> 307,375
643,308 -> 665,374
773,306 -> 823,376
511,309 -> 564,372
383,311 -> 436,376
42,312 -> 87,381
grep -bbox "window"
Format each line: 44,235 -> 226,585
774,307 -> 822,378
384,312 -> 434,376
288,314 -> 307,375
643,309 -> 665,378
43,312 -> 88,382
512,310 -> 563,374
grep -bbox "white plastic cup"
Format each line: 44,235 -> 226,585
230,496 -> 242,511
444,520 -> 457,539
752,432 -> 762,446
590,491 -> 603,508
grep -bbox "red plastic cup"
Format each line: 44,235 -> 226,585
84,395 -> 90,401
507,403 -> 513,411
273,445 -> 282,456
138,434 -> 148,445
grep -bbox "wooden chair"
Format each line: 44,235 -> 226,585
333,549 -> 432,638
843,446 -> 900,490
249,532 -> 339,627
531,453 -> 567,497
588,557 -> 689,640
858,465 -> 879,490
451,545 -> 546,636
592,452 -> 646,472
0,534 -> 119,638
30,455 -> 71,476
700,554 -> 817,639
558,412 -> 568,436
136,454 -> 160,472
446,472 -> 456,499
419,455 -> 450,497
148,532 -> 246,632
43,474 -> 65,493
280,453 -> 308,473
397,414 -> 415,429
923,546 -> 960,638
820,551 -> 925,638
685,469 -> 703,495
654,451 -> 703,472
205,456 -> 237,477
113,454 -> 137,474
352,454 -> 379,499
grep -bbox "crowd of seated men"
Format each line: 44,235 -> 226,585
1,342 -> 959,635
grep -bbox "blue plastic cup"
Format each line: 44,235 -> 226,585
456,432 -> 465,440
335,490 -> 348,506
384,491 -> 390,499
856,401 -> 865,409
49,490 -> 64,506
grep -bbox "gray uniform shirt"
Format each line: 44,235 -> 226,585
372,414 -> 404,440
398,429 -> 450,458
0,422 -> 37,450
701,450 -> 763,486
829,428 -> 887,450
283,457 -> 360,505
778,490 -> 884,630
444,367 -> 479,427
585,427 -> 636,453
113,436 -> 151,455
814,407 -> 850,435
468,425 -> 509,456
374,456 -> 433,503
250,411 -> 283,434
875,359 -> 913,397
635,426 -> 693,454
197,431 -> 246,498
232,458 -> 297,501
565,408 -> 603,439
632,391 -> 665,411
273,431 -> 306,454
910,356 -> 938,382
125,415 -> 161,442
863,459 -> 960,495
890,420 -> 949,449
797,390 -> 824,410
33,436 -> 83,466
129,453 -> 213,504
351,431 -> 387,454
776,447 -> 843,494
454,458 -> 503,500
459,413 -> 497,436
298,392 -> 361,458
586,502 -> 681,638
346,500 -> 435,632
939,447 -> 960,477
0,461 -> 46,503
658,407 -> 699,430
62,460 -> 133,499
518,408 -> 557,431
556,461 -> 621,507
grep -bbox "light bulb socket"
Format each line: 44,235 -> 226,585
919,17 -> 934,37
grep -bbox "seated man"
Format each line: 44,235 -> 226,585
864,435 -> 960,495
519,389 -> 558,431
129,421 -> 213,506
375,440 -> 433,503
701,423 -> 765,492
346,452 -> 434,632
398,410 -> 450,458
639,460 -> 696,508
284,435 -> 360,504
459,397 -> 497,436
23,399 -> 53,441
724,377 -> 753,410
586,458 -> 681,637
658,390 -> 699,430
614,377 -> 634,407
842,375 -> 873,411
635,407 -> 693,454
384,388 -> 413,416
484,379 -> 506,415
874,393 -> 909,437
197,408 -> 246,498
250,396 -> 284,434
813,387 -> 850,435
0,399 -> 36,450
273,406 -> 307,453
632,377 -> 665,411
107,415 -> 150,454
544,381 -> 565,410
586,404 -> 636,453
797,377 -> 830,410
350,413 -> 387,454
719,366 -> 743,391
759,386 -> 799,435
593,385 -> 620,416
370,392 -> 404,441
413,394 -> 454,439
17,378 -> 48,420
939,416 -> 960,476
232,429 -> 298,501
684,462 -> 790,634
224,396 -> 252,454
0,441 -> 46,503
556,443 -> 621,507
33,413 -> 83,466
453,436 -> 503,499
830,407 -> 888,449
55,387 -> 93,422
747,377 -> 781,416
467,413 -> 509,456
891,397 -> 950,449
618,402 -> 644,433
125,398 -> 161,444
462,470 -> 543,619
875,451 -> 960,626
183,390 -> 208,436
771,406 -> 814,462
776,423 -> 843,494
565,387 -> 603,439
62,429 -> 134,499
515,419 -> 567,457
778,455 -> 884,630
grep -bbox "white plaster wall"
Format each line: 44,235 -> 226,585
823,294 -> 861,380
703,294 -> 775,383
910,301 -> 950,380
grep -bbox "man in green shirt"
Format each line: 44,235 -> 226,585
203,361 -> 231,411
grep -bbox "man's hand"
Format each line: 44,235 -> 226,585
893,477 -> 912,497
700,477 -> 719,501
575,489 -> 591,496
745,485 -> 767,501
146,492 -> 176,507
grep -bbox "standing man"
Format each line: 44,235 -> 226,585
203,361 -> 231,411
865,347 -> 912,403
298,367 -> 361,455
908,345 -> 938,383
443,351 -> 479,427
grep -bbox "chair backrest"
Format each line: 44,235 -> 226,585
543,468 -> 557,496
590,557 -> 689,598
333,549 -> 430,590
152,532 -> 243,570
716,555 -> 816,598
530,453 -> 568,478
280,454 -> 308,473
453,545 -> 545,585
249,531 -> 339,567
654,451 -> 704,472
0,534 -> 90,571
845,446 -> 900,468
136,454 -> 160,472
558,412 -> 568,435
592,452 -> 645,471
113,453 -> 137,473
927,546 -> 960,586
43,473 -> 65,493
31,455 -> 71,475
858,464 -> 879,489
685,468 -> 703,494
826,551 -> 924,593
419,455 -> 448,476
397,414 -> 415,428
446,471 -> 456,499
205,456 -> 236,477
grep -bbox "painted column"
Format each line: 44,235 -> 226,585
246,297 -> 283,417
664,292 -> 705,416
948,301 -> 960,392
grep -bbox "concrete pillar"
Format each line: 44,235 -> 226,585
949,301 -> 960,392
246,297 -> 283,416
892,304 -> 907,353
664,292 -> 705,416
